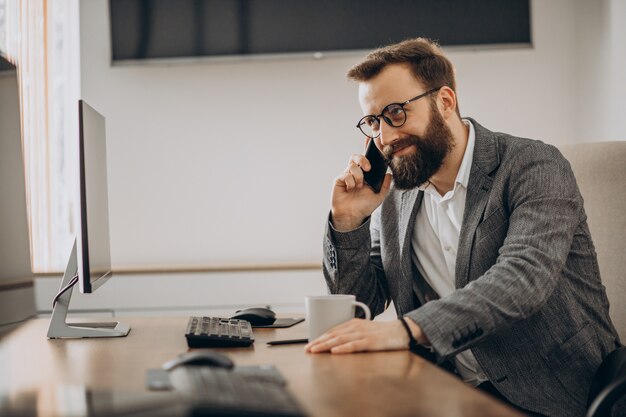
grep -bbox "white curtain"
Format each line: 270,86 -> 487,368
1,0 -> 80,273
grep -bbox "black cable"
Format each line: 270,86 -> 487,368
52,275 -> 79,308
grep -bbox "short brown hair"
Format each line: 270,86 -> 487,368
347,38 -> 459,114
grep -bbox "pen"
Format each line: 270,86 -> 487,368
267,338 -> 308,346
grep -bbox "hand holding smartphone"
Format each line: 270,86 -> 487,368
362,139 -> 389,193
330,139 -> 389,231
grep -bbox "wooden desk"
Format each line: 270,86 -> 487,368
0,317 -> 524,417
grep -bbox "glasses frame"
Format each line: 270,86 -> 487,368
356,87 -> 442,139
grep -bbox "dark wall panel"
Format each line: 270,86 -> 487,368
110,0 -> 531,61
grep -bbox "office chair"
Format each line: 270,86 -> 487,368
585,347 -> 626,417
559,142 -> 626,417
559,141 -> 626,340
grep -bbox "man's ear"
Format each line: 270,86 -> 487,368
438,86 -> 457,120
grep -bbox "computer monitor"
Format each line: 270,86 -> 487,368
77,99 -> 113,294
47,100 -> 130,338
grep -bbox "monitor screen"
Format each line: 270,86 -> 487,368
78,100 -> 113,294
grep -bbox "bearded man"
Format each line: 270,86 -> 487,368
305,38 -> 620,417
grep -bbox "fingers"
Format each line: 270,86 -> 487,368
335,171 -> 357,191
346,161 -> 364,190
304,319 -> 358,352
349,154 -> 371,172
312,338 -> 369,354
334,150 -> 381,192
335,156 -> 366,192
305,319 -> 371,353
381,173 -> 393,192
305,319 -> 411,354
306,333 -> 368,354
330,340 -> 368,354
307,334 -> 360,353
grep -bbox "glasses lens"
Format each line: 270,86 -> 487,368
382,104 -> 406,127
358,115 -> 380,138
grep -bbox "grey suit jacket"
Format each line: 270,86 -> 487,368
323,119 -> 621,417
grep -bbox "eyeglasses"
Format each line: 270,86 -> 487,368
356,87 -> 442,139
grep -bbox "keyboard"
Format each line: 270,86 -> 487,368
172,366 -> 306,417
185,316 -> 254,348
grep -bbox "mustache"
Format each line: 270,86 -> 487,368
382,136 -> 420,160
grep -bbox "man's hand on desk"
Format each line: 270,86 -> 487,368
305,318 -> 429,354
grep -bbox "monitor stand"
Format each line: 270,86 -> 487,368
47,239 -> 130,338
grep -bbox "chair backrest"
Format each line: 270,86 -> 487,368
558,141 -> 626,341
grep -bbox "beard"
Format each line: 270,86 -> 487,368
382,103 -> 455,190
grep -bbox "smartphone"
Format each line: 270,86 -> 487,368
362,139 -> 388,193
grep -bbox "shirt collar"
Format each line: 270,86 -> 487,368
456,119 -> 475,189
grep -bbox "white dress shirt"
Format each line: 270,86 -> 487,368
410,120 -> 488,386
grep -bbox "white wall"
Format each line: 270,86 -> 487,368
78,0 -> 613,271
452,0 -> 577,144
35,270 -> 328,317
35,0 -> 624,316
80,0 -> 359,268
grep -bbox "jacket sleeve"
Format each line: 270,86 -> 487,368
405,143 -> 585,359
322,208 -> 391,318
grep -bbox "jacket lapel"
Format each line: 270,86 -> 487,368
400,188 -> 422,264
455,119 -> 501,288
395,188 -> 422,313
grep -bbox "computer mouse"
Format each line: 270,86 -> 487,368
162,351 -> 235,371
230,307 -> 277,326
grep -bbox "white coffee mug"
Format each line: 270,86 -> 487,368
305,294 -> 371,341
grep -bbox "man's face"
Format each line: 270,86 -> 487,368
358,64 -> 454,190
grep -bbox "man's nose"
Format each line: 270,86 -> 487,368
379,121 -> 400,148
